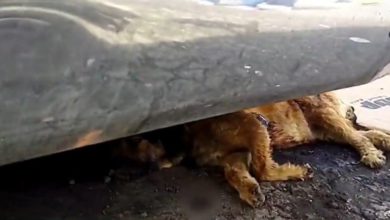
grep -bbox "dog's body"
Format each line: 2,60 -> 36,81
117,92 -> 390,207
184,92 -> 390,206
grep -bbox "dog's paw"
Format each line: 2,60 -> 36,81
361,149 -> 386,168
241,184 -> 265,208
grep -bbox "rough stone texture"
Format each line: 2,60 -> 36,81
1,0 -> 390,165
0,142 -> 389,220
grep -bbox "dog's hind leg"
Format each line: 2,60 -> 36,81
313,113 -> 385,168
222,152 -> 264,207
297,95 -> 386,168
244,114 -> 312,182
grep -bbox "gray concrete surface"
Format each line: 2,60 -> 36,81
1,0 -> 390,166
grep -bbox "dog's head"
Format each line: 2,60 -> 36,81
114,136 -> 166,165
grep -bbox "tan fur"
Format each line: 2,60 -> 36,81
184,92 -> 390,207
117,92 -> 390,207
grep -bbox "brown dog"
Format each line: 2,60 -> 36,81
115,92 -> 390,207
184,92 -> 390,207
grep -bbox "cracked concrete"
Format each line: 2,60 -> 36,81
1,0 -> 389,167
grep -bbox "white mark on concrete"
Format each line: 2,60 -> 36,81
244,65 -> 252,69
349,37 -> 371,44
144,83 -> 153,88
275,84 -> 281,87
42,117 -> 55,123
254,70 -> 263,76
319,24 -> 331,29
86,58 -> 95,67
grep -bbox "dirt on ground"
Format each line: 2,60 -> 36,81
0,141 -> 389,220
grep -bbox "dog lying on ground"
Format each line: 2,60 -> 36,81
116,92 -> 390,207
